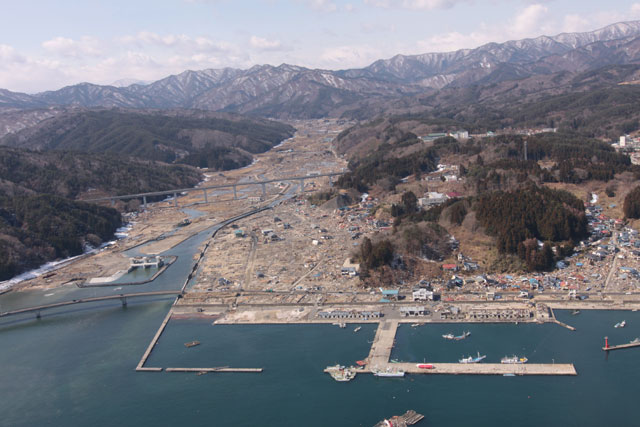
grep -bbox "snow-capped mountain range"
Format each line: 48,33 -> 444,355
3,21 -> 640,118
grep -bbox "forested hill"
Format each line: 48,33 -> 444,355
0,147 -> 202,199
336,69 -> 640,158
0,109 -> 295,170
0,148 -> 204,282
0,194 -> 122,281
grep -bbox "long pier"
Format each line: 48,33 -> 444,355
136,310 -> 174,372
362,321 -> 577,376
549,308 -> 577,331
165,367 -> 262,373
384,362 -> 577,376
0,291 -> 182,318
367,320 -> 398,369
603,340 -> 640,351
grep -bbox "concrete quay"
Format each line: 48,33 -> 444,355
361,318 -> 577,376
367,320 -> 399,369
382,363 -> 577,376
603,340 -> 640,351
136,310 -> 173,372
165,367 -> 262,373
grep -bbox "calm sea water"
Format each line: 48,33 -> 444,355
1,211 -> 638,426
0,306 -> 639,427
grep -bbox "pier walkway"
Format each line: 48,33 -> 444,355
389,362 -> 577,376
362,320 -> 577,376
603,340 -> 640,351
367,320 -> 399,369
165,367 -> 262,373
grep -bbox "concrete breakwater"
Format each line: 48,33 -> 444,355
362,320 -> 577,376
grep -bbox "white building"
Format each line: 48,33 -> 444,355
419,192 -> 448,207
449,130 -> 469,140
341,258 -> 361,276
620,135 -> 628,147
413,288 -> 434,301
400,306 -> 428,317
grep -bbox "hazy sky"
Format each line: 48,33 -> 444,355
2,0 -> 640,93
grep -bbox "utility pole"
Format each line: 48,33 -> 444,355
524,139 -> 528,161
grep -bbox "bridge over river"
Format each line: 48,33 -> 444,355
0,291 -> 183,319
83,172 -> 344,208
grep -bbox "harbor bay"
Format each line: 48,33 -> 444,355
1,307 -> 639,426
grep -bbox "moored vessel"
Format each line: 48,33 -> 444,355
454,331 -> 471,340
373,367 -> 405,377
614,320 -> 626,328
459,352 -> 486,363
501,355 -> 528,364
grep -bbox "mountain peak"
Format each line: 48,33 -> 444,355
2,20 -> 640,117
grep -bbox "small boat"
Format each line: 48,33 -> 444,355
454,331 -> 471,340
325,365 -> 356,382
630,338 -> 640,344
571,309 -> 581,315
503,373 -> 516,377
444,331 -> 470,340
184,340 -> 200,348
374,410 -> 424,427
459,352 -> 486,364
374,368 -> 405,377
390,359 -> 400,363
353,326 -> 362,333
501,355 -> 528,364
614,320 -> 626,328
416,363 -> 435,369
411,323 -> 420,328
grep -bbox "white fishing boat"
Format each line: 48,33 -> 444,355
374,368 -> 405,377
459,352 -> 486,363
501,355 -> 528,364
614,320 -> 626,328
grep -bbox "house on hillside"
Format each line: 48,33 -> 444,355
442,263 -> 458,272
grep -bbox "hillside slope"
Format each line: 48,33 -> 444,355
0,109 -> 295,169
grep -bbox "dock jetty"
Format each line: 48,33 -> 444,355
136,310 -> 172,372
362,321 -> 577,376
602,336 -> 640,351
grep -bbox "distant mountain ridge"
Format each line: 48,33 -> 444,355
0,108 -> 295,170
3,21 -> 640,118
